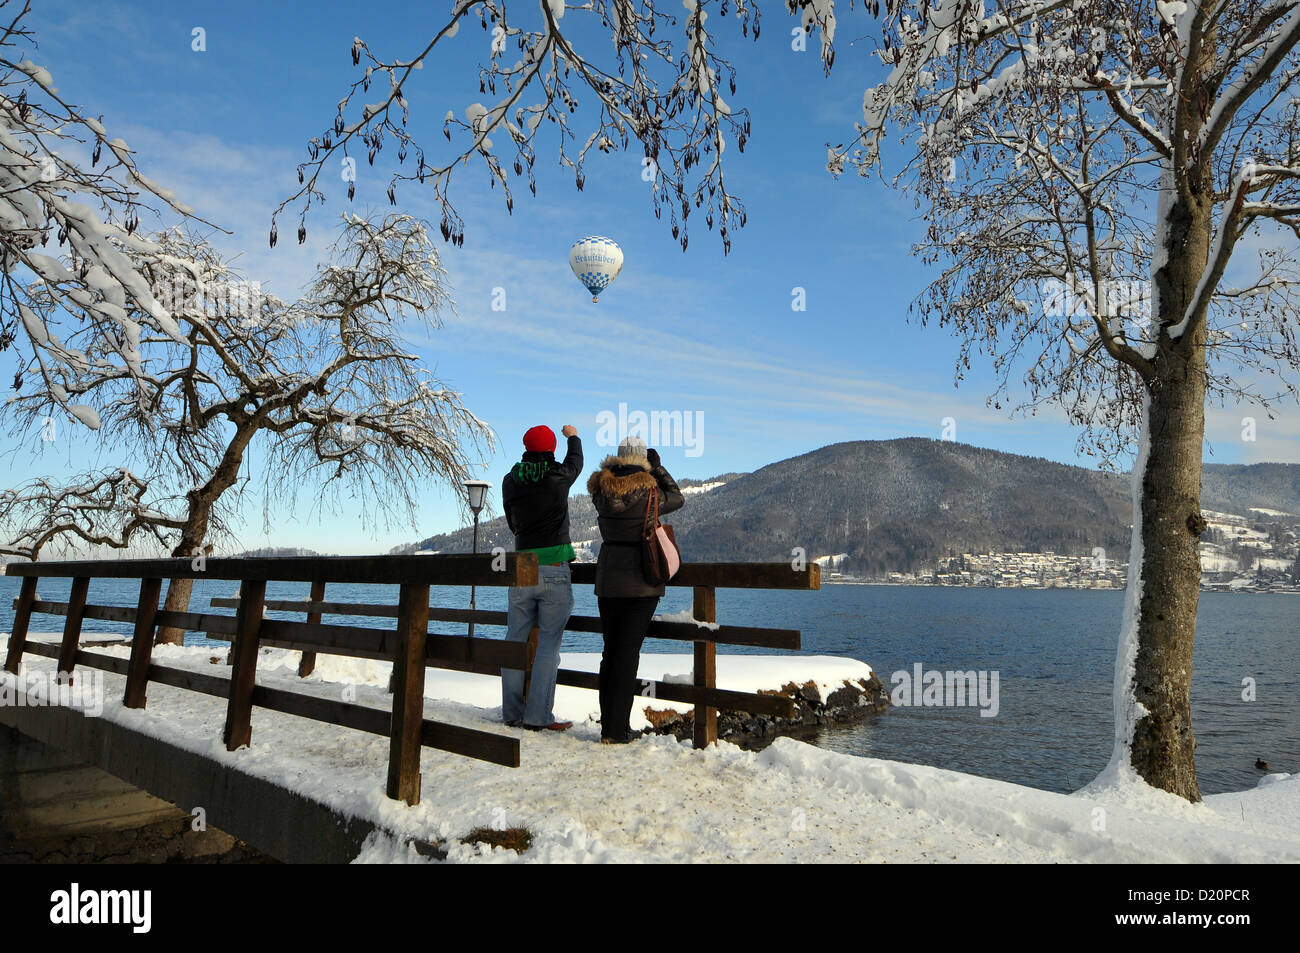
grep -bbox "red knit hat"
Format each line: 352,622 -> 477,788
522,425 -> 556,453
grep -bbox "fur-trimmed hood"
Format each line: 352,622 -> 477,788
587,455 -> 656,499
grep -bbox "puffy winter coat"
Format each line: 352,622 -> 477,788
587,455 -> 685,598
502,435 -> 583,554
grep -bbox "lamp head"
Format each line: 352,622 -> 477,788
462,479 -> 490,514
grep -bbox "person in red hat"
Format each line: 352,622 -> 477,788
500,423 -> 583,731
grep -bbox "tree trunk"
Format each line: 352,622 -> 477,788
1125,181 -> 1212,800
156,576 -> 196,646
1130,360 -> 1205,801
154,423 -> 257,645
155,532 -> 205,645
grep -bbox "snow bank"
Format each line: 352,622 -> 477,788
257,645 -> 870,730
3,635 -> 1295,864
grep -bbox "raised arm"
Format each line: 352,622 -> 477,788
557,425 -> 583,488
647,448 -> 684,516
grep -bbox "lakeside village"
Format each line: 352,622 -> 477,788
816,508 -> 1300,593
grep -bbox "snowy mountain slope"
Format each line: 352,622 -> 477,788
403,438 -> 1300,575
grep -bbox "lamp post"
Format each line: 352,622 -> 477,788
463,480 -> 490,638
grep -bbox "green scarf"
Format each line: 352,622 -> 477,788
512,459 -> 552,484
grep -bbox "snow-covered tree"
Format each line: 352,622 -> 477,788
290,2 -> 1300,800
841,0 -> 1300,802
1,0 -> 202,412
2,213 -> 495,643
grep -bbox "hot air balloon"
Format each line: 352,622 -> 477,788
569,236 -> 624,302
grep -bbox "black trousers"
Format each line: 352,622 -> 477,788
597,596 -> 660,739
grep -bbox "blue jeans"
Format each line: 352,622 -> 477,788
501,563 -> 573,726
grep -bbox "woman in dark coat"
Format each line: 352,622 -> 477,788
587,435 -> 685,743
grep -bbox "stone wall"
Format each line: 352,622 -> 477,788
642,672 -> 891,749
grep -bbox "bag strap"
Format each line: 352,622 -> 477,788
642,485 -> 659,539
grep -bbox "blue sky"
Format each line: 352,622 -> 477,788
4,1 -> 1297,555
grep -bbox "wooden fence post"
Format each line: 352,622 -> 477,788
223,579 -> 267,750
3,576 -> 39,675
387,582 -> 430,805
297,579 -> 325,678
123,577 -> 162,709
55,576 -> 90,685
693,585 -> 718,749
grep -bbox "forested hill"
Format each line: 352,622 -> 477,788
397,439 -> 1300,575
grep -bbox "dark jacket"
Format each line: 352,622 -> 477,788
587,454 -> 684,598
502,435 -> 583,553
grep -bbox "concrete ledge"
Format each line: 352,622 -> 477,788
0,701 -> 379,863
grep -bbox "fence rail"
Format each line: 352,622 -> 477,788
3,554 -> 527,585
4,554 -> 820,804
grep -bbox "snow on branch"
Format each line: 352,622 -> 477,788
1,0 -> 217,418
1198,1 -> 1300,160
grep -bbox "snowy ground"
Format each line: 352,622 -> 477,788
2,633 -> 1297,864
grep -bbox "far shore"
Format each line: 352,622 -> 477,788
819,577 -> 1300,593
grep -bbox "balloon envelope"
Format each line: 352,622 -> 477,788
569,236 -> 624,302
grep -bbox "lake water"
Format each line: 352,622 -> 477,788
1,575 -> 1294,796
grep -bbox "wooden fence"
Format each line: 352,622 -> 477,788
4,555 -> 820,806
3,555 -> 536,805
211,561 -> 822,749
